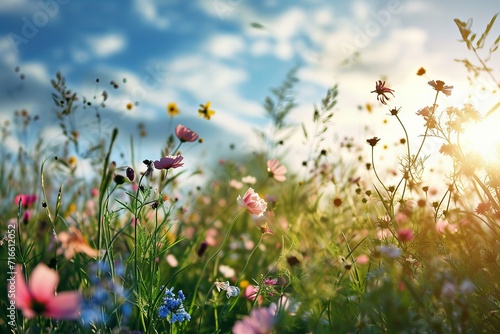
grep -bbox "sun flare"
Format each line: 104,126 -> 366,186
461,115 -> 500,163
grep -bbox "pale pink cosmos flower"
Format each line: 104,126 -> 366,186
9,263 -> 81,319
232,303 -> 277,334
237,188 -> 267,217
356,254 -> 370,265
175,124 -> 199,142
229,179 -> 243,189
153,155 -> 184,170
435,219 -> 458,234
241,175 -> 257,184
267,159 -> 287,182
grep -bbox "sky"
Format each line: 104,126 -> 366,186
0,0 -> 499,182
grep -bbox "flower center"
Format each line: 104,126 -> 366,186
31,299 -> 47,315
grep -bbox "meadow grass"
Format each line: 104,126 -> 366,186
1,14 -> 500,334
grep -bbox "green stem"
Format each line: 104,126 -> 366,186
189,210 -> 245,314
412,91 -> 439,165
224,236 -> 264,316
371,147 -> 389,195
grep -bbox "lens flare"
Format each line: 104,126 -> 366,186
461,115 -> 500,164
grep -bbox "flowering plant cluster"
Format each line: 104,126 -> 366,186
158,287 -> 191,324
1,13 -> 500,334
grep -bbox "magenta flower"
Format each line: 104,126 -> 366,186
154,155 -> 184,170
14,194 -> 37,207
371,80 -> 395,105
267,159 -> 287,182
232,304 -> 277,334
397,228 -> 414,242
9,263 -> 81,319
175,124 -> 199,142
237,188 -> 267,217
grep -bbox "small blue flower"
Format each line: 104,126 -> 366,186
158,287 -> 191,324
226,285 -> 240,298
81,260 -> 132,327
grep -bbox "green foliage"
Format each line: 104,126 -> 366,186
255,66 -> 299,155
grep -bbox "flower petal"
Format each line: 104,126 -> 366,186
30,263 -> 59,303
45,291 -> 81,319
13,265 -> 32,312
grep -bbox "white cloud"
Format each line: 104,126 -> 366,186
21,62 -> 51,83
133,0 -> 169,29
162,55 -> 265,142
250,39 -> 272,56
351,1 -> 370,21
205,34 -> 245,58
85,34 -> 126,58
0,0 -> 31,13
0,37 -> 18,65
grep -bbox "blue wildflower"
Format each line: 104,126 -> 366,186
81,260 -> 132,327
226,285 -> 240,298
158,287 -> 191,323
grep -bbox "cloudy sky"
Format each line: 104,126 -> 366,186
0,0 -> 499,179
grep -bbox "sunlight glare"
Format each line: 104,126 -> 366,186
461,115 -> 500,163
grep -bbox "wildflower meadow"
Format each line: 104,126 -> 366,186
2,9 -> 500,334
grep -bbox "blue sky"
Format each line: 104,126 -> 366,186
1,0 -> 499,179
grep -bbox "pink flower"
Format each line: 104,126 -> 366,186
175,124 -> 199,142
14,194 -> 37,207
371,80 -> 395,105
22,211 -> 31,224
154,155 -> 184,170
90,188 -> 99,197
435,219 -> 458,234
237,188 -> 267,217
229,179 -> 243,189
397,228 -> 414,242
9,263 -> 81,319
356,254 -> 370,265
267,159 -> 287,182
244,285 -> 262,303
232,304 -> 277,334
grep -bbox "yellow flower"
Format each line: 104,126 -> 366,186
366,103 -> 373,113
167,102 -> 179,117
239,279 -> 250,289
65,203 -> 77,217
68,156 -> 77,166
198,102 -> 215,120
